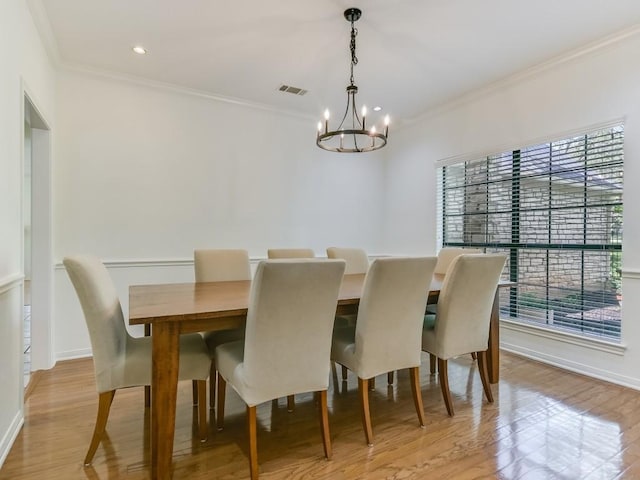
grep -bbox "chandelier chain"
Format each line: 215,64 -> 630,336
349,23 -> 358,86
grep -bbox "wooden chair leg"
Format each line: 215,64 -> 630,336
429,354 -> 437,374
247,405 -> 259,480
209,361 -> 217,409
358,378 -> 374,446
318,390 -> 332,459
197,380 -> 207,442
192,380 -> 199,406
341,365 -> 348,381
477,350 -> 494,403
409,367 -> 426,428
216,375 -> 226,431
84,390 -> 116,465
471,352 -> 477,361
387,371 -> 394,385
287,395 -> 295,412
438,358 -> 454,416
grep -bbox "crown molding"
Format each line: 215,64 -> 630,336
25,2 -> 640,132
60,63 -> 317,123
405,24 -> 640,127
26,0 -> 62,67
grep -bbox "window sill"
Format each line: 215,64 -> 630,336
501,318 -> 627,356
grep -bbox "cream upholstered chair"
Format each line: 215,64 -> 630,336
434,247 -> 483,275
215,259 -> 345,480
63,254 -> 211,466
265,248 -> 315,411
426,248 -> 484,369
195,249 -> 252,283
422,253 -> 506,416
326,247 -> 369,274
326,247 -> 370,380
331,257 -> 437,446
194,249 -> 251,411
267,248 -> 315,259
326,248 -> 368,323
427,247 -> 483,314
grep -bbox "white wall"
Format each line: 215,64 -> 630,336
382,31 -> 640,388
0,0 -> 55,467
53,69 -> 387,359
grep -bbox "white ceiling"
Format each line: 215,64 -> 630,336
36,0 -> 640,124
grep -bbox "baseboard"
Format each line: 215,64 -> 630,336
501,343 -> 640,391
56,348 -> 92,362
0,410 -> 24,469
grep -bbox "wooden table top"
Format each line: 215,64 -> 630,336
129,273 -> 370,325
129,273 -> 509,327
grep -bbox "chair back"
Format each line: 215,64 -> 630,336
434,247 -> 482,275
354,257 -> 437,378
194,249 -> 251,282
267,248 -> 315,259
434,254 -> 507,358
326,247 -> 369,274
242,259 -> 345,398
63,255 -> 129,392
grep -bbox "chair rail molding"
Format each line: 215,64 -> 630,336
0,273 -> 25,295
622,269 -> 640,280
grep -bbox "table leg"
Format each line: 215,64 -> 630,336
487,289 -> 500,384
152,322 -> 180,479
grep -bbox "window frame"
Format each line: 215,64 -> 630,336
437,122 -> 624,343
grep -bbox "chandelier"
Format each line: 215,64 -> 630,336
316,8 -> 389,153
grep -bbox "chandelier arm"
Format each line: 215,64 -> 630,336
336,92 -> 351,131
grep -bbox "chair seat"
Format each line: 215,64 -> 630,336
423,314 -> 436,330
204,329 -> 245,357
113,333 -> 210,391
330,326 -> 357,371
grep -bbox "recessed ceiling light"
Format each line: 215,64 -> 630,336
373,106 -> 382,112
132,46 -> 147,55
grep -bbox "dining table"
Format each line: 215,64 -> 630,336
129,272 -> 508,479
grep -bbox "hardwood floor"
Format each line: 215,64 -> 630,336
3,352 -> 640,479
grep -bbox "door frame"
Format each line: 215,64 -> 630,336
22,82 -> 54,380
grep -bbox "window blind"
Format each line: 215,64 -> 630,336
438,125 -> 624,340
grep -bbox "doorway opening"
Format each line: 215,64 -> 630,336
23,115 -> 32,388
23,91 -> 54,396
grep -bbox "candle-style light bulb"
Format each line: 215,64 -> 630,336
324,109 -> 330,134
370,125 -> 377,135
317,121 -> 323,138
384,115 -> 390,137
361,105 -> 367,129
340,132 -> 344,150
370,125 -> 376,147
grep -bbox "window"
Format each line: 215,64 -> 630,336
438,125 -> 624,340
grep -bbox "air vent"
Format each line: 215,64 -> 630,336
278,84 -> 307,96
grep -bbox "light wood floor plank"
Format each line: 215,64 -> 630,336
2,353 -> 640,479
